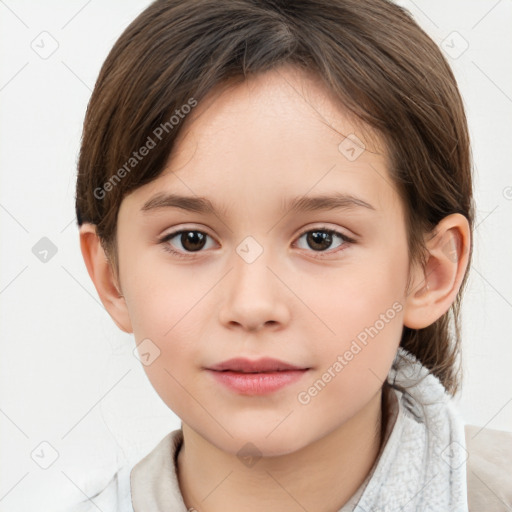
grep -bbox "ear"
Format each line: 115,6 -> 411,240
403,213 -> 471,330
79,223 -> 133,334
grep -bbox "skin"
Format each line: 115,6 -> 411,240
80,64 -> 471,511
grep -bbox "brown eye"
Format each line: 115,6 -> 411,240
179,231 -> 207,252
160,230 -> 214,257
294,227 -> 355,258
305,230 -> 334,251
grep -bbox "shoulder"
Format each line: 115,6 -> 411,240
63,462 -> 134,512
465,424 -> 512,511
130,429 -> 187,510
65,430 -> 184,512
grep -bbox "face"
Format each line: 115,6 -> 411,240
115,65 -> 410,456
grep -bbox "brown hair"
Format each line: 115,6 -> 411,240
75,0 -> 474,396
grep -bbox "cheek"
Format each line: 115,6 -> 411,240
123,254 -> 211,340
296,284 -> 404,425
317,249 -> 407,342
125,281 -> 203,413
308,242 -> 408,388
122,261 -> 213,381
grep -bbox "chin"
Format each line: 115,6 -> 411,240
209,420 -> 315,459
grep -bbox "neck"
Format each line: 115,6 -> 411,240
177,387 -> 389,512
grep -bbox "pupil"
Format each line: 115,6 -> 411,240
308,230 -> 332,251
182,231 -> 206,251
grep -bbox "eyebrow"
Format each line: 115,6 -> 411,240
140,192 -> 376,216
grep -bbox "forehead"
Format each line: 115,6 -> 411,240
120,65 -> 400,223
173,64 -> 382,157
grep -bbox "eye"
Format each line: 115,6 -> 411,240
293,227 -> 355,258
158,229 -> 216,258
158,226 -> 355,260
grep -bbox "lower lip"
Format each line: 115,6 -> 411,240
207,369 -> 308,395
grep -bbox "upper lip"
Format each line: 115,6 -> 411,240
206,357 -> 308,373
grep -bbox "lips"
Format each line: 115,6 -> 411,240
206,357 -> 307,373
205,357 -> 310,395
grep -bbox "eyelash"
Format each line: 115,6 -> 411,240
158,226 -> 356,260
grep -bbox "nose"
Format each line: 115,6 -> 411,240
218,248 -> 291,332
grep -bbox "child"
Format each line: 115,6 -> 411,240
76,0 -> 475,510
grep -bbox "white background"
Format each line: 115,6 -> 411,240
1,0 -> 511,510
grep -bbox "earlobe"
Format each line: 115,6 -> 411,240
403,213 -> 470,330
79,223 -> 133,334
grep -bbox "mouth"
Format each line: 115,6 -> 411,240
205,357 -> 310,395
206,357 -> 309,373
